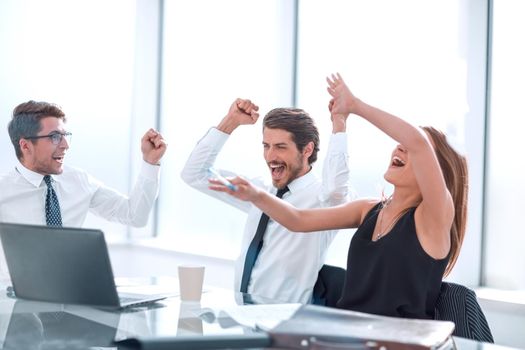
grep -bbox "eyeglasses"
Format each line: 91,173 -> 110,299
25,132 -> 72,145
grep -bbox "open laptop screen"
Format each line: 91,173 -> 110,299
0,223 -> 122,307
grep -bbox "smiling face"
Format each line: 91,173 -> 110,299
383,144 -> 417,188
263,127 -> 313,189
19,117 -> 69,175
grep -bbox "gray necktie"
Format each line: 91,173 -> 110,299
43,175 -> 62,227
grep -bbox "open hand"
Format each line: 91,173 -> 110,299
208,175 -> 261,203
327,73 -> 358,117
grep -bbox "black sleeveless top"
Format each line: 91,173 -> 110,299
336,203 -> 449,319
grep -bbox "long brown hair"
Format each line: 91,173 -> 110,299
423,126 -> 468,276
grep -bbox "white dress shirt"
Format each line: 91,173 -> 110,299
0,160 -> 161,277
181,127 -> 351,304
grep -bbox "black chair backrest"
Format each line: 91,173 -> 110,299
312,265 -> 346,307
434,282 -> 494,343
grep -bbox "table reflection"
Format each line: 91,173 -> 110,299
0,280 -> 274,350
1,299 -> 120,349
177,301 -> 203,335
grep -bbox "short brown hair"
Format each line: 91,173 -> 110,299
8,100 -> 66,160
263,108 -> 320,164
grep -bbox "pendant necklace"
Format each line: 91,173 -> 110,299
375,199 -> 406,241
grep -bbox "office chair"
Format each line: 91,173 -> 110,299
312,265 -> 346,307
434,282 -> 494,343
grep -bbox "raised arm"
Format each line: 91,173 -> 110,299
320,94 -> 355,206
91,127 -> 166,227
180,99 -> 260,212
327,73 -> 454,251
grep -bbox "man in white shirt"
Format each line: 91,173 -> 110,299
181,98 -> 352,304
0,100 -> 167,275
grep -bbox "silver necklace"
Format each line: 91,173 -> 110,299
375,199 -> 405,241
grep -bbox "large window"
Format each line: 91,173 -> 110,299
485,0 -> 525,290
295,0 -> 487,285
0,0 -> 141,238
155,0 -> 489,287
157,0 -> 296,259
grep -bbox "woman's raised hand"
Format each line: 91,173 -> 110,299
327,73 -> 359,117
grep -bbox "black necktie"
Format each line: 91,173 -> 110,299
240,186 -> 289,293
43,175 -> 62,227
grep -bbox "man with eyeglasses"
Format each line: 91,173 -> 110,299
0,100 -> 167,275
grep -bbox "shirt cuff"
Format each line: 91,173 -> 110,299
140,160 -> 161,180
328,132 -> 348,154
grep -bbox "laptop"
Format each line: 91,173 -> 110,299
0,222 -> 168,309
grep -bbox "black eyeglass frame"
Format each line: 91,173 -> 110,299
24,132 -> 72,145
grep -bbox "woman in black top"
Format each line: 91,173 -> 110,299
209,73 -> 468,319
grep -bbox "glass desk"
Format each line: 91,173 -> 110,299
0,277 -> 519,350
0,277 -> 278,349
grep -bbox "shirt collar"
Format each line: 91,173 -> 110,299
274,168 -> 318,195
15,162 -> 59,188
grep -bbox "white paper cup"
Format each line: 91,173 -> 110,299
178,265 -> 205,301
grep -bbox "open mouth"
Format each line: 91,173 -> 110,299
53,155 -> 65,163
391,156 -> 406,167
269,162 -> 286,179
